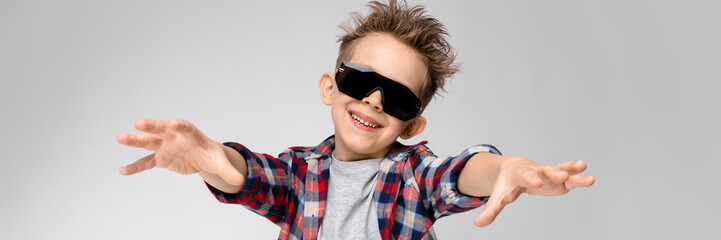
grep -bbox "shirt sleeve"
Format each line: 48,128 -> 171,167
204,142 -> 294,225
410,144 -> 501,220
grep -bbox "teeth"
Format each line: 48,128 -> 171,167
352,114 -> 378,128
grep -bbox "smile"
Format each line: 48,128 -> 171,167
350,112 -> 381,129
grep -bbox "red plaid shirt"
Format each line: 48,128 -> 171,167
206,136 -> 501,240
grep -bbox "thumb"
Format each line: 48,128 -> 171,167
218,163 -> 244,186
119,153 -> 156,175
208,152 -> 244,186
474,192 -> 505,227
202,141 -> 245,186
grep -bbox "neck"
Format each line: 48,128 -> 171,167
332,137 -> 393,162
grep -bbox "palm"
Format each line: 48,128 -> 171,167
118,119 -> 240,185
155,130 -> 211,174
474,157 -> 595,227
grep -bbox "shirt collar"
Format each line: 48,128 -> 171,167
304,135 -> 428,162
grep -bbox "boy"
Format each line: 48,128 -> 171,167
118,1 -> 594,239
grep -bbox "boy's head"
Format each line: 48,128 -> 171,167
336,0 -> 459,111
318,0 -> 457,160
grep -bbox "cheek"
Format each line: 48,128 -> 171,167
386,119 -> 408,134
330,95 -> 353,118
332,94 -> 351,109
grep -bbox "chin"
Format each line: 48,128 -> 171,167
335,130 -> 396,158
347,139 -> 383,154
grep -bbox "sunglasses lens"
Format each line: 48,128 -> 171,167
384,96 -> 418,121
336,62 -> 421,121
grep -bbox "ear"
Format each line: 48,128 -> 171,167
400,116 -> 426,140
319,72 -> 335,106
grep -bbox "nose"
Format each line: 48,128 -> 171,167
361,90 -> 383,113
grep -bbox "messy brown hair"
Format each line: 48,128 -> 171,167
336,0 -> 459,112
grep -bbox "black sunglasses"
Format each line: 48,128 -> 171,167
335,62 -> 422,121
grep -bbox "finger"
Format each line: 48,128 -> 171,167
564,175 -> 596,191
519,168 -> 543,188
117,133 -> 162,150
556,160 -> 587,175
135,119 -> 171,137
119,153 -> 156,175
539,164 -> 569,183
168,119 -> 195,134
168,119 -> 210,144
474,192 -> 506,227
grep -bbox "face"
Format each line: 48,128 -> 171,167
319,33 -> 428,161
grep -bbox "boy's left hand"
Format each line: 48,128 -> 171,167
473,157 -> 595,227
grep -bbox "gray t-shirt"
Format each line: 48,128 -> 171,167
318,153 -> 383,240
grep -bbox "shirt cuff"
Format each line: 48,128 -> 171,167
445,144 -> 502,211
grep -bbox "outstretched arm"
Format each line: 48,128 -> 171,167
117,119 -> 248,194
457,152 -> 595,227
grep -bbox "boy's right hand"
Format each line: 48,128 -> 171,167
117,119 -> 244,186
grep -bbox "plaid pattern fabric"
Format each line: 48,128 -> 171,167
206,136 -> 501,240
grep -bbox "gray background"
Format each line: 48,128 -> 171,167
1,0 -> 718,239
